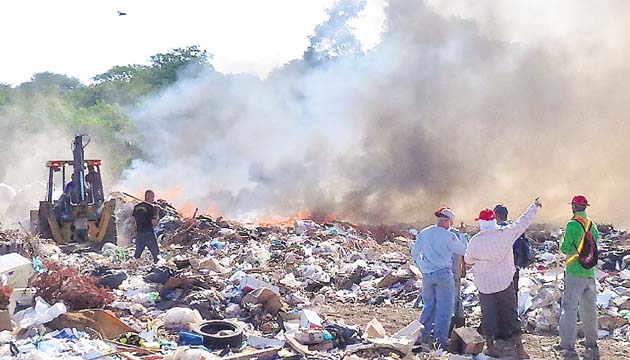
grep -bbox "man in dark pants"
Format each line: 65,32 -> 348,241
492,204 -> 532,341
465,199 -> 541,359
132,190 -> 160,263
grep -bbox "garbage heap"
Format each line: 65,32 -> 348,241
0,206 -> 628,359
458,224 -> 630,342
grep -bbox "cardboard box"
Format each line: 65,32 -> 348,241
309,340 -> 334,351
9,287 -> 36,315
0,253 -> 33,288
241,276 -> 280,295
242,287 -> 284,314
451,327 -> 485,355
364,318 -> 387,338
0,310 -> 11,331
294,329 -> 325,345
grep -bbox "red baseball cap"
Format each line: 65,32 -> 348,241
475,208 -> 496,221
570,194 -> 589,206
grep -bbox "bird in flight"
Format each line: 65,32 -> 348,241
117,11 -> 127,16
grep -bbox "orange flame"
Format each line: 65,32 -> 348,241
160,185 -> 184,200
177,201 -> 197,218
134,186 -> 334,224
203,202 -> 222,218
256,209 -> 337,226
171,200 -> 223,219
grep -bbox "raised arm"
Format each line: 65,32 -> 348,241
501,201 -> 540,244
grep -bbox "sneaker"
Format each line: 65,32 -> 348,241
552,344 -> 572,351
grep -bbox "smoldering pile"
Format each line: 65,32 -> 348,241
0,195 -> 628,359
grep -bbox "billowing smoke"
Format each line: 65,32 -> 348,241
0,108 -> 121,227
120,0 -> 630,226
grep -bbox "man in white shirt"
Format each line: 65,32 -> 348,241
465,198 -> 541,359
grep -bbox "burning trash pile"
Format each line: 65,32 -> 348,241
0,200 -> 628,359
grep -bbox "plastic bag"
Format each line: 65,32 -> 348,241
163,347 -> 215,360
129,291 -> 159,306
163,307 -> 203,329
14,297 -> 66,330
19,349 -> 47,360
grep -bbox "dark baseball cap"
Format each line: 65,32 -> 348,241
493,204 -> 508,219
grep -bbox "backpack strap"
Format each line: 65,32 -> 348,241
566,216 -> 592,265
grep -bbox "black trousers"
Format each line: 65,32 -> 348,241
480,280 -> 521,339
135,231 -> 160,263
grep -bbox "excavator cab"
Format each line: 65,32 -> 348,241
30,135 -> 116,245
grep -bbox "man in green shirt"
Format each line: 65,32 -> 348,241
558,194 -> 599,359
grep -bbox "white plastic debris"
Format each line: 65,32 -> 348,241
300,309 -> 323,329
247,335 -> 286,349
518,291 -> 533,316
163,347 -> 219,360
596,290 -> 615,308
163,307 -> 203,329
0,253 -> 34,288
13,297 -> 66,330
241,275 -> 280,294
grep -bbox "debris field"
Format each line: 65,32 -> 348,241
0,197 -> 628,360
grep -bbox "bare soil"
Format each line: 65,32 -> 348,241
321,303 -> 630,360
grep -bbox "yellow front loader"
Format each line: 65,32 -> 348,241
29,135 -> 117,245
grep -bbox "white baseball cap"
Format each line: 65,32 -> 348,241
434,206 -> 455,222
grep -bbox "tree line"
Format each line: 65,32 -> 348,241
0,46 -> 212,176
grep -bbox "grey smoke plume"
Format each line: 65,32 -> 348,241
120,0 -> 630,226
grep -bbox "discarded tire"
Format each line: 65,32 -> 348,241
195,320 -> 243,350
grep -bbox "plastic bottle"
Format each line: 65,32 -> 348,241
177,331 -> 204,346
116,247 -> 127,261
210,239 -> 226,249
32,257 -> 45,274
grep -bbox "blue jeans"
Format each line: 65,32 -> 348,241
420,268 -> 455,348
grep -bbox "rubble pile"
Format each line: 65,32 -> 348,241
0,202 -> 628,359
151,214 -> 418,307
0,230 -> 30,256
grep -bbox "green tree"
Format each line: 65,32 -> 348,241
0,83 -> 11,106
89,45 -> 213,106
18,72 -> 83,96
0,46 -> 214,178
93,65 -> 148,83
147,45 -> 212,87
